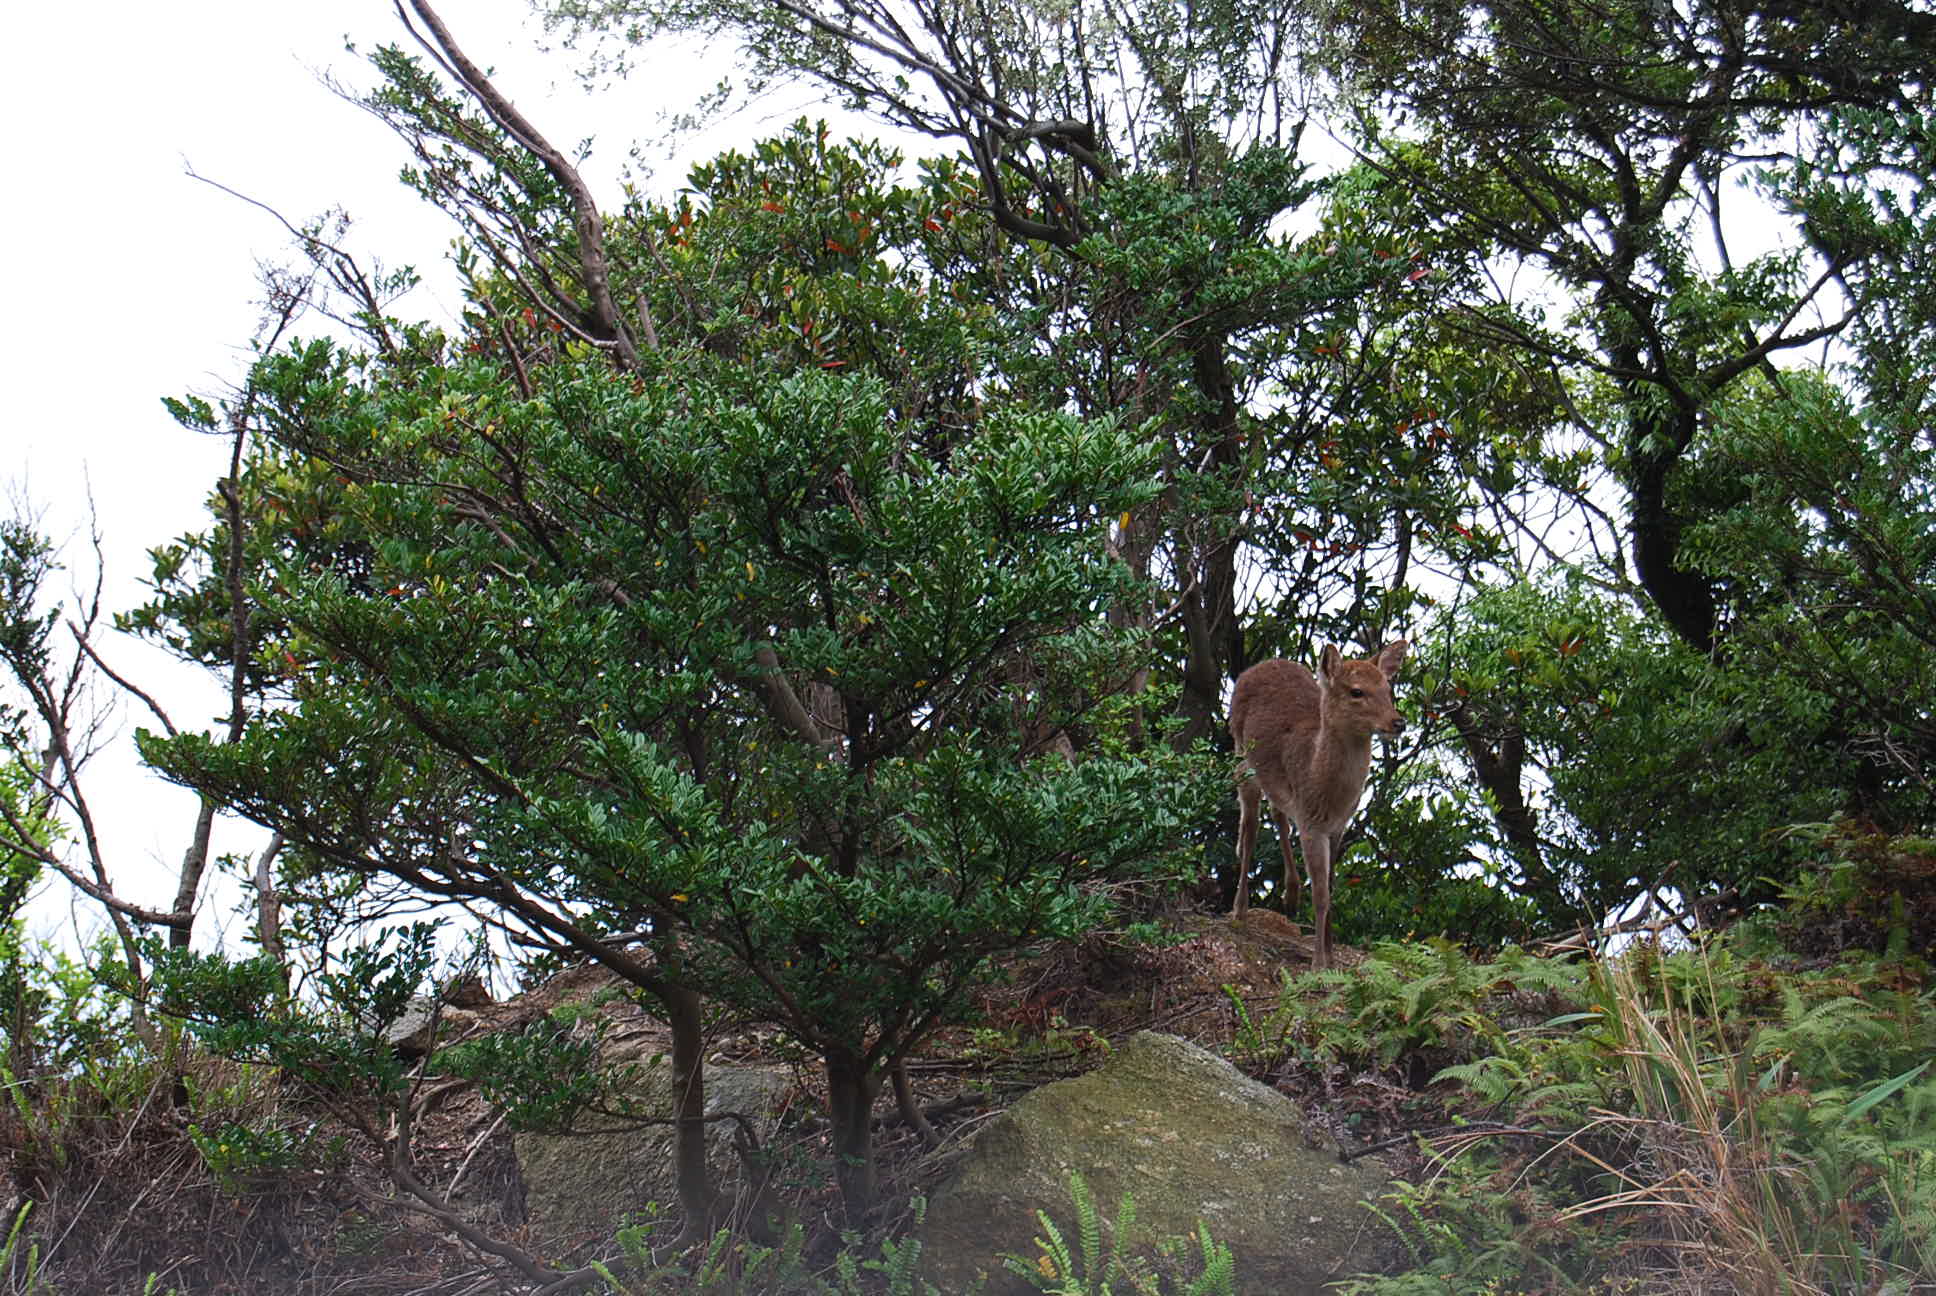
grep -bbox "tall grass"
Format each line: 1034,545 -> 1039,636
1,1204 -> 43,1296
1323,937 -> 1936,1293
1577,950 -> 1934,1293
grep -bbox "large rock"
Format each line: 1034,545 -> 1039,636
919,1031 -> 1397,1294
515,1058 -> 791,1252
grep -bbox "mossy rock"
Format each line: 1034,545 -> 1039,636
918,1031 -> 1397,1293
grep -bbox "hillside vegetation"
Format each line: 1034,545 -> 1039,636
3,0 -> 1933,1290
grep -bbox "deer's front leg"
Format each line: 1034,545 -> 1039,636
1299,823 -> 1334,969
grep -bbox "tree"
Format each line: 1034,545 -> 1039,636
0,757 -> 51,1078
0,516 -> 194,1042
0,236 -> 345,1034
1393,575 -> 1815,929
538,0 -> 1533,931
139,58 -> 1216,1221
1307,0 -> 1936,654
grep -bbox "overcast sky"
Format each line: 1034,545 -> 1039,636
1,2 -> 844,946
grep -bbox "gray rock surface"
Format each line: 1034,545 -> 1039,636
382,996 -> 481,1059
918,1031 -> 1397,1294
514,1057 -> 791,1250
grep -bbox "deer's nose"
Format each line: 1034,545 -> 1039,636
1386,716 -> 1406,735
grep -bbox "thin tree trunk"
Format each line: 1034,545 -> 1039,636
890,1055 -> 939,1148
253,831 -> 289,994
824,1046 -> 883,1217
657,981 -> 718,1240
1446,708 -> 1544,880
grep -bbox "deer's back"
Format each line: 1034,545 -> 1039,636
1230,658 -> 1320,751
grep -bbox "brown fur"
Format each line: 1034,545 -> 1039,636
1229,641 -> 1408,968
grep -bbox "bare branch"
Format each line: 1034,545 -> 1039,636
69,627 -> 177,738
397,0 -> 649,364
751,642 -> 838,749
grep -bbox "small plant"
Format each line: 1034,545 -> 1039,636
1,1204 -> 43,1296
1282,940 -> 1586,1075
1769,821 -> 1936,959
1220,982 -> 1306,1074
965,1014 -> 1110,1077
433,1008 -> 615,1132
187,1119 -> 345,1194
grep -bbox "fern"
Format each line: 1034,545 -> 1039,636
1328,933 -> 1936,1293
598,1203 -> 947,1295
1002,1173 -> 1235,1296
1176,1223 -> 1235,1296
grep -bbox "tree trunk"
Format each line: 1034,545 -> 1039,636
1446,708 -> 1544,882
1173,589 -> 1229,750
252,831 -> 290,995
1626,398 -> 1719,655
824,1045 -> 884,1217
1172,333 -> 1247,750
656,982 -> 719,1240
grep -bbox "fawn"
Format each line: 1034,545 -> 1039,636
1229,640 -> 1409,968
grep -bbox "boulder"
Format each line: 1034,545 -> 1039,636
918,1031 -> 1397,1294
514,1059 -> 792,1251
382,995 -> 482,1059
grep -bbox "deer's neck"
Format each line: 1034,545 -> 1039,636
1301,716 -> 1373,825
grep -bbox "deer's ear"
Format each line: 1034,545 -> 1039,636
1377,640 -> 1410,678
1319,643 -> 1342,681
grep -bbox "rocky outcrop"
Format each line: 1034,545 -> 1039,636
917,1031 -> 1397,1293
515,1060 -> 792,1250
501,967 -> 796,1251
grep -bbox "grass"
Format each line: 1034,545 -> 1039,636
1322,934 -> 1936,1294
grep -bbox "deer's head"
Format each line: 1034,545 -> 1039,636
1317,640 -> 1408,737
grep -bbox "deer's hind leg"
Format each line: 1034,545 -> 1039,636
1233,774 -> 1264,918
1273,808 -> 1304,917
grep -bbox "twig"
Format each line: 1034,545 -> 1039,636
67,626 -> 178,737
446,1110 -> 508,1201
1340,1120 -> 1571,1163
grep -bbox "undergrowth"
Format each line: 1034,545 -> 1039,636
594,1200 -> 944,1295
8,843 -> 1932,1294
1273,927 -> 1936,1294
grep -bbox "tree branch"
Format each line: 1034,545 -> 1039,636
397,0 -> 648,365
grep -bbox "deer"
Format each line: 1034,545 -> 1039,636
1229,640 -> 1409,968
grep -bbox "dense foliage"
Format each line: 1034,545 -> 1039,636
2,0 -> 1932,1287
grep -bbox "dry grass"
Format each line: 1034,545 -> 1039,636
1530,952 -> 1934,1295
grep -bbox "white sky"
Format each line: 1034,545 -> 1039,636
0,2 -> 846,949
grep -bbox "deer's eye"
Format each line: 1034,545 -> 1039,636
1349,687 -> 1365,698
